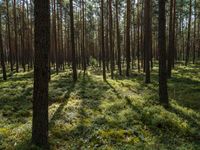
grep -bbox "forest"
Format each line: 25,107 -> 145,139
0,0 -> 200,149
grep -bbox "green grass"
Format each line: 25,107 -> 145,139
0,63 -> 200,150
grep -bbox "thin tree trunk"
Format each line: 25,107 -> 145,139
126,0 -> 131,77
13,0 -> 19,72
0,12 -> 7,80
101,0 -> 106,80
109,0 -> 114,79
6,0 -> 13,73
193,0 -> 196,64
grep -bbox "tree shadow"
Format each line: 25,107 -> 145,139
168,75 -> 200,112
49,81 -> 75,127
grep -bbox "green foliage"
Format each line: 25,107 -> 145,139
0,64 -> 200,149
89,57 -> 98,68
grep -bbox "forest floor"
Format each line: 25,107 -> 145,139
0,63 -> 200,150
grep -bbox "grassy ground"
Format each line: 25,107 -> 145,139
0,63 -> 200,150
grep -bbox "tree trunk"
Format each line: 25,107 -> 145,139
185,0 -> 192,66
70,0 -> 77,82
13,0 -> 19,72
6,0 -> 13,73
144,0 -> 151,83
167,0 -> 173,78
116,0 -> 121,76
158,0 -> 169,106
0,12 -> 7,80
109,0 -> 114,79
126,0 -> 131,77
32,0 -> 50,148
101,0 -> 106,80
193,0 -> 196,64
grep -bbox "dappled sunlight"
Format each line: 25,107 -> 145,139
0,65 -> 200,149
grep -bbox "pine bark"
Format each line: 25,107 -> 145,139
158,0 -> 169,106
144,0 -> 151,83
70,0 -> 77,82
126,0 -> 131,77
101,0 -> 106,80
185,0 -> 192,66
6,0 -> 13,73
0,12 -> 7,80
32,0 -> 50,148
116,0 -> 121,76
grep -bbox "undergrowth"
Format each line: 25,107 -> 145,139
0,63 -> 200,150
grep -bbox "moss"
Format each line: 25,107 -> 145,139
0,64 -> 200,149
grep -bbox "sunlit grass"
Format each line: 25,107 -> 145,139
0,63 -> 200,149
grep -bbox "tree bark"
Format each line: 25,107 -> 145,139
6,0 -> 13,73
101,0 -> 106,80
144,0 -> 151,83
126,0 -> 131,77
158,0 -> 169,106
0,12 -> 7,80
116,0 -> 121,76
185,0 -> 192,66
32,0 -> 50,148
70,0 -> 77,82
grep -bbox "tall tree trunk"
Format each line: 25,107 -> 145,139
193,0 -> 196,64
167,0 -> 174,78
116,0 -> 121,76
109,0 -> 114,79
137,3 -> 140,72
82,0 -> 86,74
126,0 -> 131,77
22,0 -> 26,72
101,0 -> 106,80
53,0 -> 58,74
32,0 -> 50,148
0,12 -> 7,80
172,0 -> 176,67
13,0 -> 19,72
70,0 -> 77,82
185,0 -> 192,66
158,0 -> 169,106
144,0 -> 151,83
6,0 -> 13,73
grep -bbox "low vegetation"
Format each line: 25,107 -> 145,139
0,63 -> 200,150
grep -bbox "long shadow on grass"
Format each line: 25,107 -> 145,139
47,74 -> 105,148
49,81 -> 75,126
168,75 -> 200,112
105,80 -> 200,148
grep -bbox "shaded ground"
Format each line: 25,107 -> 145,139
0,64 -> 200,150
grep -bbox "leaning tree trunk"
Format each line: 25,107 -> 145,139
32,0 -> 50,148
